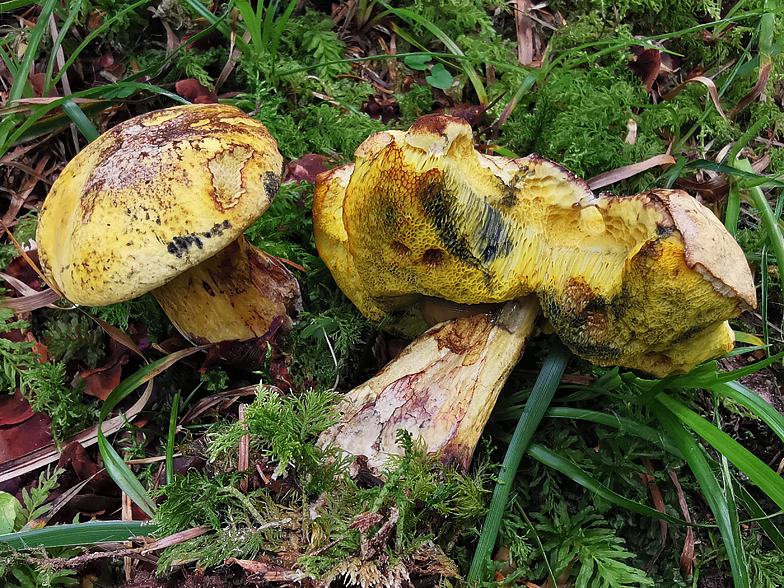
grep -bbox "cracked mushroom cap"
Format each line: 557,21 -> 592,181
313,114 -> 757,377
37,104 -> 285,306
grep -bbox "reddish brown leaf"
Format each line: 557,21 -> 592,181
81,355 -> 129,400
0,411 -> 53,463
58,441 -> 101,480
284,154 -> 329,184
669,469 -> 695,576
661,76 -> 727,120
729,60 -> 771,118
0,391 -> 34,426
642,460 -> 668,572
175,79 -> 218,104
629,48 -> 661,93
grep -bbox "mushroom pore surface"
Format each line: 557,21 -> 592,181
313,114 -> 756,377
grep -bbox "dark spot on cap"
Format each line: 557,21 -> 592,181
167,235 -> 204,257
166,221 -> 233,257
264,171 -> 281,202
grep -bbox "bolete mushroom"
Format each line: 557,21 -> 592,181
37,104 -> 300,344
314,114 -> 756,469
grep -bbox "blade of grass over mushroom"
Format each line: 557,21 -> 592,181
651,400 -> 750,588
0,521 -> 156,549
525,443 -> 701,526
466,341 -> 570,583
655,392 -> 784,511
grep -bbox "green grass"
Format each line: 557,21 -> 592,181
0,1 -> 782,587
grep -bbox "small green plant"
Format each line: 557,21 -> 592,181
535,508 -> 654,587
0,307 -> 41,394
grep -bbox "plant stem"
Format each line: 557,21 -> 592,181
467,340 -> 571,583
734,158 -> 784,282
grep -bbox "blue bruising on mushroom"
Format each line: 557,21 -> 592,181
419,175 -> 515,271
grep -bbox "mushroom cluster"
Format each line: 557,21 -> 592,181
314,114 -> 756,468
37,104 -> 300,344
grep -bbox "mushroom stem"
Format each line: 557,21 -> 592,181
319,295 -> 540,471
152,235 -> 301,344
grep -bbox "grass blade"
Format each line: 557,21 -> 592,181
0,520 -> 156,549
165,391 -> 181,486
466,340 -> 570,583
97,410 -> 157,518
96,347 -> 208,517
708,381 -> 784,444
734,158 -> 784,278
379,1 -> 487,104
543,407 -> 683,458
656,392 -> 784,511
651,400 -> 749,588
733,480 -> 784,550
61,100 -> 100,142
526,443 -> 698,526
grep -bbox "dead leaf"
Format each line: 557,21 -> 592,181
0,390 -> 34,426
669,469 -> 695,576
285,154 -> 329,184
175,79 -> 218,104
729,59 -> 771,118
587,154 -> 676,190
629,47 -> 661,93
661,76 -> 727,120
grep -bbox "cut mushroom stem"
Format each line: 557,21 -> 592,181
318,295 -> 540,471
152,235 -> 301,344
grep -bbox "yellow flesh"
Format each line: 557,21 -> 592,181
313,115 -> 756,377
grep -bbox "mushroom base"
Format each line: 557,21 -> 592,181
318,295 -> 540,472
152,236 -> 301,344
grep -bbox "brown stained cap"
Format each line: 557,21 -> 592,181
656,190 -> 756,307
37,104 -> 285,307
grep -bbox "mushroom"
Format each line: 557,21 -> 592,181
37,104 -> 300,344
314,114 -> 756,469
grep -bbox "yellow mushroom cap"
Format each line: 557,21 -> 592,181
313,114 -> 757,377
37,104 -> 285,306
